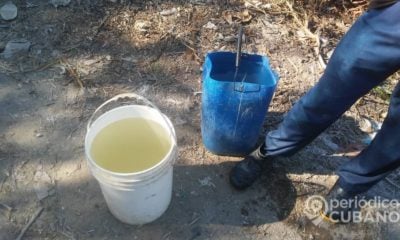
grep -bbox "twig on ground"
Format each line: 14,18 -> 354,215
21,59 -> 60,74
287,58 -> 298,73
60,58 -> 84,88
244,0 -> 267,15
180,41 -> 202,64
61,43 -> 82,53
0,63 -> 17,74
363,95 -> 388,105
189,216 -> 200,225
15,207 -> 44,240
91,14 -> 110,42
318,53 -> 327,69
0,202 -> 12,220
0,202 -> 12,212
162,232 -> 172,240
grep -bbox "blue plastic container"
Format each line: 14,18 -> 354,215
201,52 -> 279,156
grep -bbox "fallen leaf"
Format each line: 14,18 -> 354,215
241,9 -> 252,23
222,11 -> 233,24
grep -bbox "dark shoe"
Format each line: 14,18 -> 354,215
321,181 -> 359,224
229,145 -> 270,190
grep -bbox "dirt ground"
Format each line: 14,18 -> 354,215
1,0 -> 400,239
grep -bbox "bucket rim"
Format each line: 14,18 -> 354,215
205,51 -> 267,59
204,51 -> 279,87
84,105 -> 177,177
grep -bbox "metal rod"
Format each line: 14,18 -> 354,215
235,25 -> 243,68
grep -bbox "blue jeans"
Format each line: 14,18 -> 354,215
264,2 -> 400,194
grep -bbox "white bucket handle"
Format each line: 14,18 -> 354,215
87,93 -> 177,144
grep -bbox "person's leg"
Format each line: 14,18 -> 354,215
264,3 -> 400,157
323,89 -> 400,223
338,82 -> 400,194
230,2 -> 400,190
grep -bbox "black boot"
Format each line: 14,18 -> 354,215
229,144 -> 271,190
321,180 -> 360,224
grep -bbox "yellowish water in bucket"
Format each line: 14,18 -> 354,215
90,118 -> 171,173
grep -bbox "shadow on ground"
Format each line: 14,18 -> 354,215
1,160 -> 297,239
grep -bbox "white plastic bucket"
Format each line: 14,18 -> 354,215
85,93 -> 177,225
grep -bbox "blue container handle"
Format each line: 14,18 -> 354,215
235,25 -> 244,68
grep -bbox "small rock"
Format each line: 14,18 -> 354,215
160,8 -> 177,16
1,39 -> 31,59
50,0 -> 70,8
0,2 -> 18,21
35,133 -> 43,138
203,21 -> 217,30
134,20 -> 150,32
